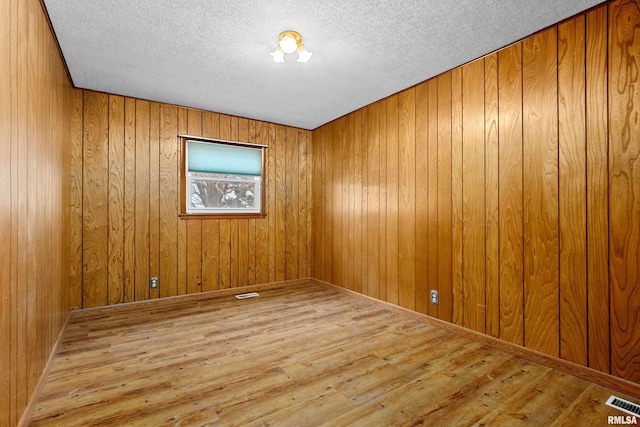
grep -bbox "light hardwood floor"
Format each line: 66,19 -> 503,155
30,281 -> 638,426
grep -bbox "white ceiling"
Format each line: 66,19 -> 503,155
43,0 -> 605,130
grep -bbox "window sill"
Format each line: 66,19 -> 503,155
179,213 -> 267,220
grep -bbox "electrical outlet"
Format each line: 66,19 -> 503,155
430,290 -> 439,305
150,277 -> 158,289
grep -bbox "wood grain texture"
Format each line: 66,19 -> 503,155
176,108 -> 188,295
0,0 -> 9,417
349,114 -> 358,292
399,89 -> 416,310
29,282 -> 640,427
378,99 -> 388,303
484,54 -> 500,338
462,59 -> 486,334
310,0 -> 640,384
437,72 -> 453,324
558,18 -> 588,366
451,68 -> 464,327
586,5 -> 610,373
523,28 -> 559,357
75,92 -> 311,306
299,128 -> 309,280
356,109 -> 369,293
149,102 -> 161,300
68,91 -> 84,311
255,121 -> 270,285
159,104 -> 179,298
366,103 -> 380,300
123,98 -> 136,303
285,126 -> 299,280
82,91 -> 109,309
107,96 -> 125,305
427,79 -> 439,319
135,100 -> 150,302
415,82 -> 429,315
323,122 -> 333,283
498,43 -> 524,346
334,117 -> 345,288
386,95 -> 400,305
2,0 -> 74,423
609,0 -> 640,383
275,125 -> 287,283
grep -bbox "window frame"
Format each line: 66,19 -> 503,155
179,135 -> 267,219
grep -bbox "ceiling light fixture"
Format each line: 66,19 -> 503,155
270,30 -> 312,63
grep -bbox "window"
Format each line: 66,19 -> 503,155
180,136 -> 267,217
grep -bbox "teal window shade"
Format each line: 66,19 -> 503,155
187,140 -> 262,176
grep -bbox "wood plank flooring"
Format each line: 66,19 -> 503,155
30,281 -> 639,426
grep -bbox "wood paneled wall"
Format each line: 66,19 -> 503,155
311,0 -> 640,384
70,90 -> 312,310
0,0 -> 74,425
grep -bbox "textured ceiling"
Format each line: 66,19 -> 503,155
44,0 -> 605,130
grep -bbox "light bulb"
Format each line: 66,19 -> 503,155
270,46 -> 285,63
297,45 -> 313,63
279,35 -> 298,54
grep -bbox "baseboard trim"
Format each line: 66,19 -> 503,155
18,311 -> 73,427
71,278 -> 313,319
312,279 -> 640,399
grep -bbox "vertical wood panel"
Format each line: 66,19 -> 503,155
107,95 -> 125,305
399,88 -> 416,310
1,0 -> 11,419
498,43 -> 524,346
135,100 -> 150,302
558,18 -> 587,365
267,123 -> 277,283
359,109 -> 367,295
159,104 -> 178,298
69,90 -> 84,310
149,102 -> 161,300
255,121 -> 269,284
285,126 -> 299,280
523,28 -> 559,357
367,103 -> 380,299
609,0 -> 640,383
323,122 -> 333,283
275,124 -> 287,282
386,95 -> 400,305
123,98 -> 136,302
14,0 -> 29,414
415,83 -> 429,315
426,79 -> 439,319
176,108 -> 187,294
335,117 -> 345,288
462,60 -> 486,333
3,0 -> 74,422
353,112 -> 364,294
82,91 -> 109,308
451,68 -> 464,326
379,99 -> 388,302
297,128 -> 307,280
586,5 -> 610,373
484,54 -> 500,338
437,72 -> 454,323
